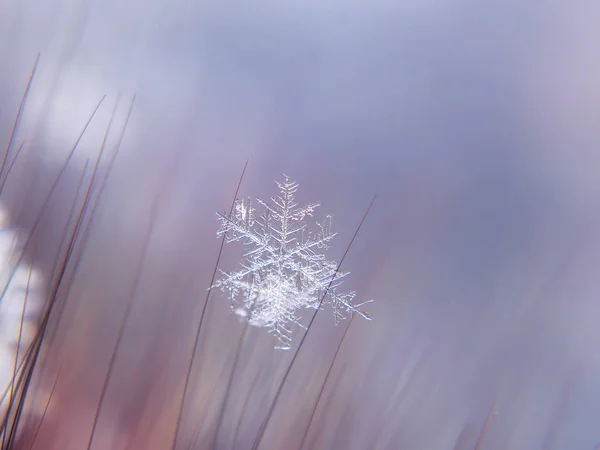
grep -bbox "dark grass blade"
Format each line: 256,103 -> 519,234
251,195 -> 376,450
3,228 -> 82,448
32,95 -> 135,382
26,366 -> 61,450
0,95 -> 106,306
3,126 -> 116,447
20,159 -> 93,423
0,54 -> 39,187
0,348 -> 32,423
297,313 -> 355,450
15,97 -> 135,440
1,162 -> 99,449
45,95 -> 134,332
0,140 -> 26,197
85,196 -> 161,450
48,94 -> 121,285
9,261 -> 35,412
170,160 -> 248,450
0,322 -> 59,419
1,97 -> 107,448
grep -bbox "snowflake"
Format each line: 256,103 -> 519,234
214,176 -> 372,350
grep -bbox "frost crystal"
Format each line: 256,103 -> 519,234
214,176 -> 372,350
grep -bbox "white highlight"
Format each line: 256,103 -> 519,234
0,203 -> 44,422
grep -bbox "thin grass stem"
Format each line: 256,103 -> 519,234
85,196 -> 161,450
170,160 -> 248,450
251,195 -> 376,450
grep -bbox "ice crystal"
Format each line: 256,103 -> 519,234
214,176 -> 372,350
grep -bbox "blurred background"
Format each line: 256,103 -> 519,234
1,0 -> 600,448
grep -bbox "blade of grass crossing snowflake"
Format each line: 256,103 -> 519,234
85,196 -> 161,450
297,313 -> 355,450
175,161 -> 250,450
251,195 -> 376,450
170,160 -> 249,450
0,54 -> 39,186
